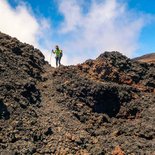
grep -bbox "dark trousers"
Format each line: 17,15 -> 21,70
56,56 -> 61,67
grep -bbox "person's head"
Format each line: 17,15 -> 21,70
55,45 -> 59,50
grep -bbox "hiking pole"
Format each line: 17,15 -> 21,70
50,50 -> 52,65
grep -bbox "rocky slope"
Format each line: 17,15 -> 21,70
0,32 -> 155,155
0,32 -> 47,154
133,53 -> 155,63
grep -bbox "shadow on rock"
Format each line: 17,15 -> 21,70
21,82 -> 41,106
0,99 -> 10,120
93,90 -> 120,117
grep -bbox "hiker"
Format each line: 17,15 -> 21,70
52,45 -> 63,67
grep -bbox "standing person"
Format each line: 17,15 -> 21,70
52,45 -> 63,67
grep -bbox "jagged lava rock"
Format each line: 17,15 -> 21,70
0,32 -> 155,154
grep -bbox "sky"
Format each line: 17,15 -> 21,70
0,0 -> 155,66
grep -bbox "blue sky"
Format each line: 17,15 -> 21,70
127,0 -> 155,56
1,0 -> 155,65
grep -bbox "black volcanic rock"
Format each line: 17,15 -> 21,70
0,32 -> 47,154
0,32 -> 46,113
51,51 -> 155,154
0,32 -> 155,154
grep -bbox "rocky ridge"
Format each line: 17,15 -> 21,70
133,53 -> 155,63
0,32 -> 155,154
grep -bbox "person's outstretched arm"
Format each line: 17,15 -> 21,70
52,50 -> 55,54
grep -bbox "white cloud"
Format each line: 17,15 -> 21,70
59,0 -> 82,33
0,0 -> 40,46
0,0 -> 62,67
57,0 -> 148,64
0,0 -> 151,66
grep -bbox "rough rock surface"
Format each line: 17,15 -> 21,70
0,32 -> 155,154
0,32 -> 47,154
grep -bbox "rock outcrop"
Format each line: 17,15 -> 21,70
0,32 -> 47,154
0,32 -> 155,154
